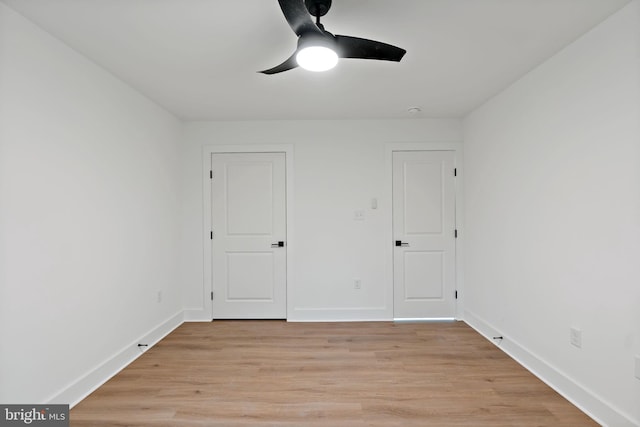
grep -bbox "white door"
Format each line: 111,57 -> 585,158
211,152 -> 287,319
393,151 -> 456,319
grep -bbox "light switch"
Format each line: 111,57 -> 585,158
371,198 -> 378,209
354,210 -> 365,221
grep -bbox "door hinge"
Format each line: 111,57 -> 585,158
454,168 -> 457,177
455,229 -> 458,238
209,170 -> 213,179
455,290 -> 458,299
211,291 -> 214,300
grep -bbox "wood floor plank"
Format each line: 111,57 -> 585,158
71,321 -> 599,426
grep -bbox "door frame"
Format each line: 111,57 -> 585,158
202,145 -> 294,321
384,142 -> 464,320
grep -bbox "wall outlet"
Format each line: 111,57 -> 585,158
157,290 -> 163,303
354,279 -> 362,290
635,356 -> 640,380
570,327 -> 582,348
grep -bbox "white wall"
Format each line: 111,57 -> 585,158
180,119 -> 462,321
0,4 -> 183,404
463,2 -> 640,425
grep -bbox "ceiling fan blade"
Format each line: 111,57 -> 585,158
259,52 -> 299,74
335,35 -> 406,62
278,0 -> 323,37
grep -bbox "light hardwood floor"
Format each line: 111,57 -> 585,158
71,321 -> 598,426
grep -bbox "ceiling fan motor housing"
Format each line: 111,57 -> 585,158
297,30 -> 336,50
305,0 -> 332,17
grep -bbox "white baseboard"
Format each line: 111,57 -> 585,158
183,308 -> 210,322
47,311 -> 184,408
288,307 -> 391,322
186,306 -> 394,322
464,310 -> 637,427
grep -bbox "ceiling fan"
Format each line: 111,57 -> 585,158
260,0 -> 407,74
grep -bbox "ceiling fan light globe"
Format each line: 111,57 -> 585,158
296,46 -> 338,72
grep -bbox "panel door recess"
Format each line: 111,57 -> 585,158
393,151 -> 456,319
211,152 -> 286,319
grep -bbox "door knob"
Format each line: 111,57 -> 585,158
395,240 -> 409,247
271,241 -> 285,248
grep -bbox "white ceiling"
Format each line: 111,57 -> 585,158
1,0 -> 630,121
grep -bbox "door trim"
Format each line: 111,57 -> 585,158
384,142 -> 464,320
202,145 -> 294,321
